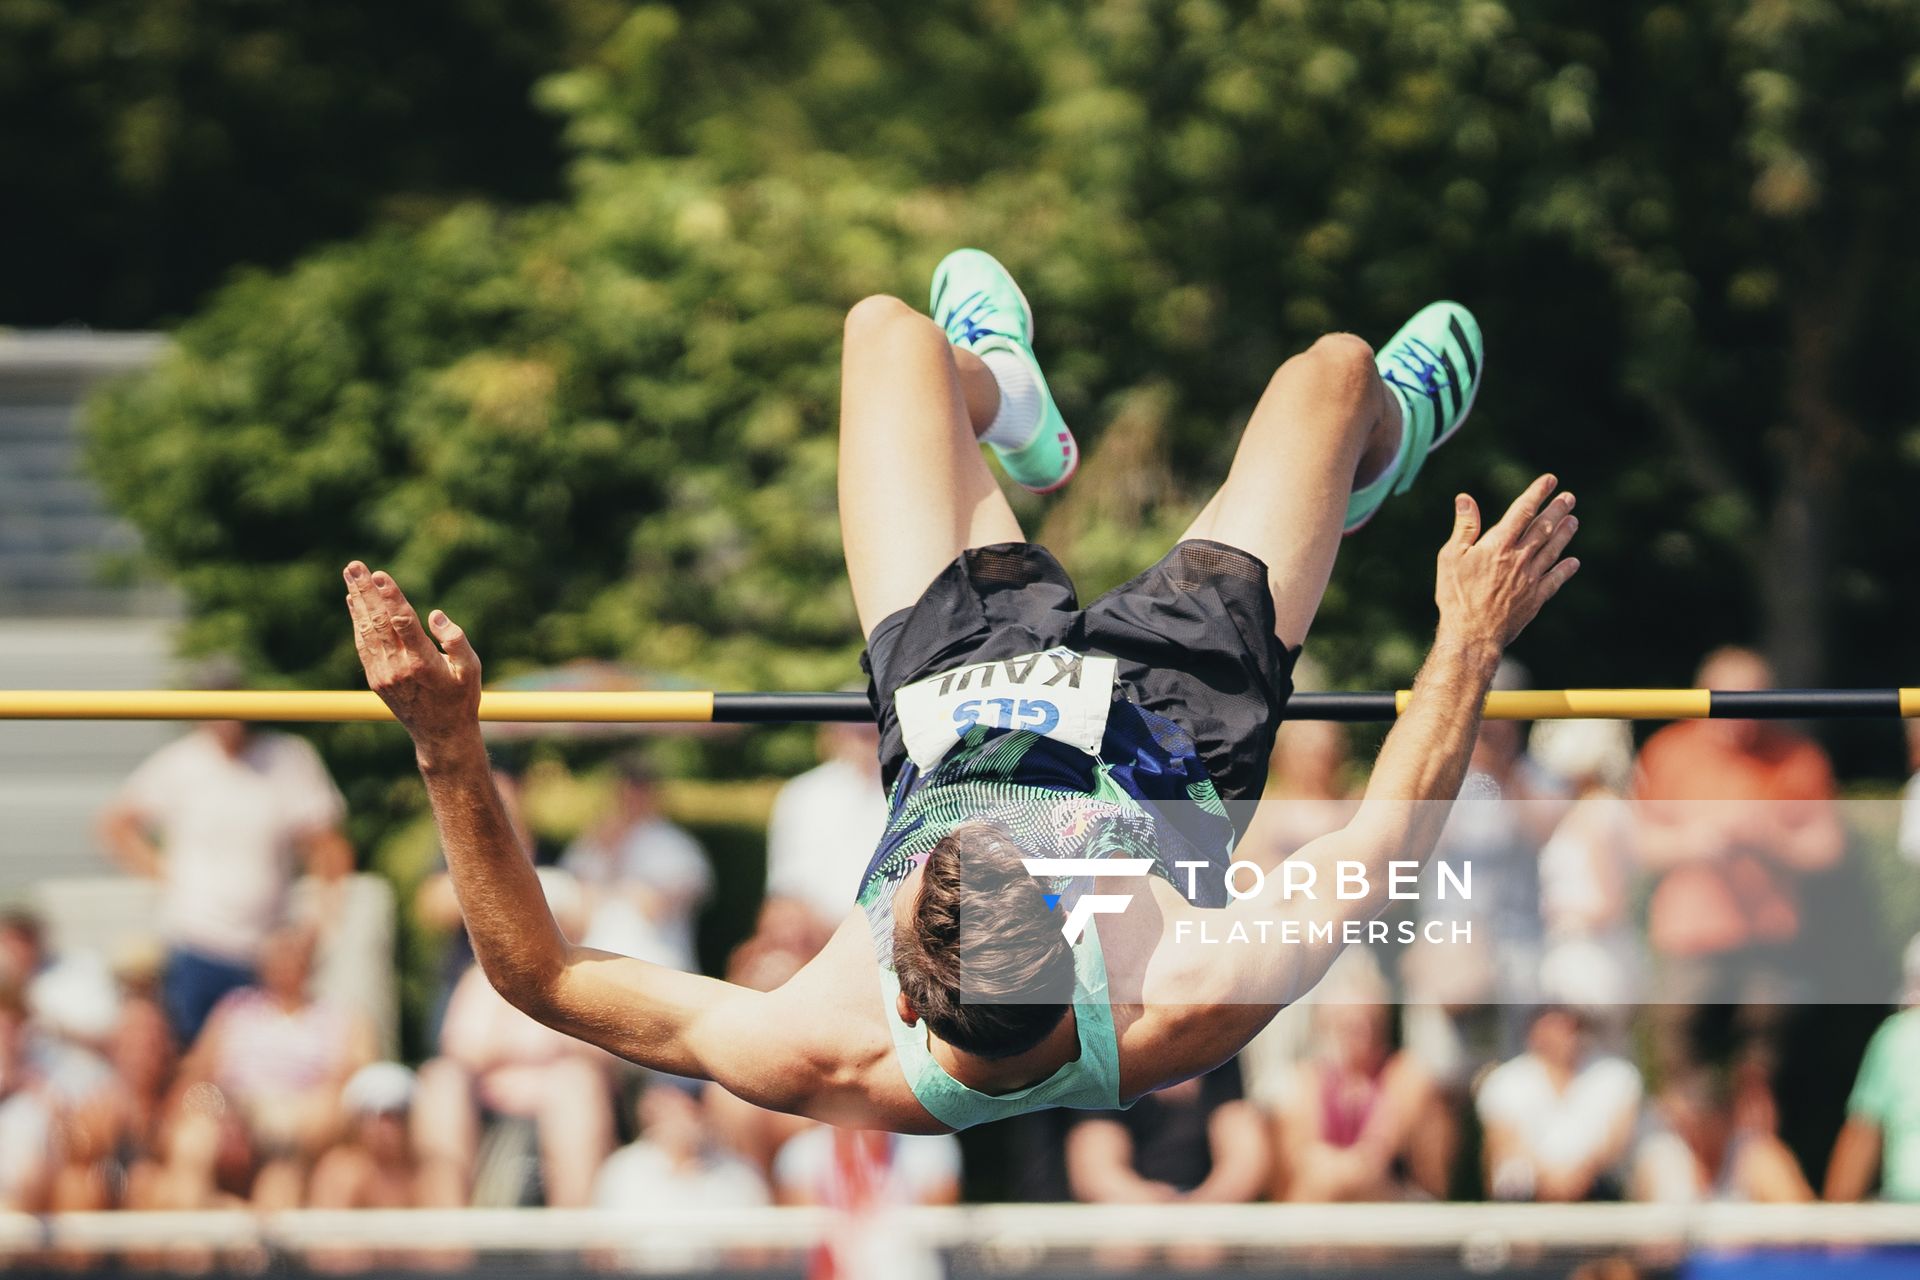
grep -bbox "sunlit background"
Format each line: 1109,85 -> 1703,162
3,2 -> 1920,1277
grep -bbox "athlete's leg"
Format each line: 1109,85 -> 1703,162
1180,333 -> 1402,645
838,294 -> 1024,637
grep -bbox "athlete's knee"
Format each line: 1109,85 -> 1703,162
1271,331 -> 1378,403
844,293 -> 932,345
1307,331 -> 1375,369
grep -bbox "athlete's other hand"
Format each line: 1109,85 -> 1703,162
343,561 -> 483,759
1435,474 -> 1579,651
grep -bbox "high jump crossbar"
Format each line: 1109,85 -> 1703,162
0,688 -> 1914,723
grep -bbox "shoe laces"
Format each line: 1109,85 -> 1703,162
1380,337 -> 1452,406
940,290 -> 1010,347
1379,338 -> 1452,495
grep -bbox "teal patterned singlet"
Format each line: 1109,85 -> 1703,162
858,707 -> 1238,1129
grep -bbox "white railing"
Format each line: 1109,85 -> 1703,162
2,1203 -> 1918,1259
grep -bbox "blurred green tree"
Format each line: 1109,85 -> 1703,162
0,0 -> 624,326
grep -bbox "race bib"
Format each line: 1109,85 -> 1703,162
894,647 -> 1117,771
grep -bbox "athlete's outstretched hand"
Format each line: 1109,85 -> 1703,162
343,561 -> 483,756
1435,474 -> 1579,650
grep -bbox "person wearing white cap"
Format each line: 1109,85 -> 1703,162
309,1062 -> 436,1210
1824,935 -> 1920,1203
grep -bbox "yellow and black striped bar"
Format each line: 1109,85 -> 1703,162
0,688 -> 1914,724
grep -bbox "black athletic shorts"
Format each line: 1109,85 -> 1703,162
860,540 -> 1298,805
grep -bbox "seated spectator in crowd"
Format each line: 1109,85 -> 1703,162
595,1079 -> 769,1211
1634,1065 -> 1812,1204
1825,935 -> 1920,1203
125,1082 -> 252,1274
1898,720 -> 1920,866
127,1082 -> 250,1211
588,1079 -> 770,1273
1239,719 -> 1360,866
1405,662 -> 1565,1122
0,982 -> 44,1210
0,906 -> 46,989
98,661 -> 353,1044
1478,1006 -> 1643,1202
180,923 -> 375,1208
306,1061 -> 446,1211
778,1124 -> 961,1280
1630,646 -> 1843,1074
1275,999 -> 1444,1201
1067,1060 -> 1267,1205
560,755 -> 711,972
110,944 -> 179,1164
702,938 -> 814,1179
775,1124 -> 960,1208
1236,726 -> 1367,1161
759,721 -> 887,954
413,869 -> 614,1208
1531,719 -> 1644,1015
33,959 -> 127,1214
413,763 -> 533,1044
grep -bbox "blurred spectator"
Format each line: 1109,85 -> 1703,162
1238,719 -> 1360,865
1066,1060 -> 1267,1204
1531,719 -> 1644,1012
126,1083 -> 247,1212
1824,935 -> 1920,1202
589,1080 -> 770,1273
1237,731 -> 1367,1161
1274,1003 -> 1444,1202
775,1125 -> 959,1207
413,868 -> 614,1208
111,945 -> 180,1161
1634,1065 -> 1813,1203
308,1063 -> 437,1208
414,764 -> 533,1044
1897,720 -> 1920,866
179,923 -> 375,1208
759,721 -> 886,953
702,939 -> 813,1178
594,1079 -> 769,1211
1478,1007 -> 1642,1202
561,755 -> 711,972
1630,647 -> 1843,1073
775,1125 -> 955,1280
0,983 -> 45,1210
1405,660 -> 1564,1089
24,955 -> 127,1212
98,662 -> 353,1044
0,906 -> 46,988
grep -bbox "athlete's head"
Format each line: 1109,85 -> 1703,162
893,823 -> 1075,1061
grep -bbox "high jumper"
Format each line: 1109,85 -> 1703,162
341,249 -> 1579,1132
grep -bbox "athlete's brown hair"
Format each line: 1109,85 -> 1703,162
892,823 -> 1076,1060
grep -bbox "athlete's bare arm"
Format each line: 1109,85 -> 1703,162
1119,476 -> 1580,1085
342,564 -> 931,1131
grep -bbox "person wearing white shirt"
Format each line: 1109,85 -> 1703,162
1477,1006 -> 1643,1201
593,1081 -> 768,1211
772,1124 -> 961,1207
560,756 -> 712,973
98,691 -> 352,1045
759,723 -> 887,946
592,1081 -> 768,1270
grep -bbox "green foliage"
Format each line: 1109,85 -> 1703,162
86,0 -> 1920,844
0,0 -> 624,325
